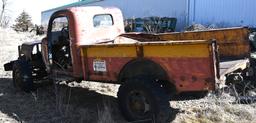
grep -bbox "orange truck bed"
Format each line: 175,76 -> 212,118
121,27 -> 250,61
80,40 -> 218,93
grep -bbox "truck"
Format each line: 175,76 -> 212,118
3,6 -> 253,122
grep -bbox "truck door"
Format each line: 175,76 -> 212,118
47,16 -> 72,72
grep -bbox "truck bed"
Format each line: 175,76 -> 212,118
80,40 -> 218,93
119,27 -> 251,84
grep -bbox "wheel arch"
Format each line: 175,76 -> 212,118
118,58 -> 176,93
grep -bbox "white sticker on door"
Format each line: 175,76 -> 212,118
93,59 -> 107,72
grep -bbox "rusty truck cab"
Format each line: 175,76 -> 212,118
42,6 -> 124,79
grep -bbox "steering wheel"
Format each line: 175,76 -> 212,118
61,26 -> 69,38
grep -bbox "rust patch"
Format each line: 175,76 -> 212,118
136,45 -> 144,57
191,76 -> 197,82
180,76 -> 186,81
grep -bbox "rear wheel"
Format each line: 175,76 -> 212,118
117,77 -> 170,123
12,60 -> 34,92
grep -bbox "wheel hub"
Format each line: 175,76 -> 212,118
128,91 -> 150,117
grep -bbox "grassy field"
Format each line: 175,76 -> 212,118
0,28 -> 255,123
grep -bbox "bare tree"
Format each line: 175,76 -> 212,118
0,0 -> 10,28
0,0 -> 7,19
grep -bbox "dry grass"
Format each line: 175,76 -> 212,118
172,92 -> 256,123
97,100 -> 115,123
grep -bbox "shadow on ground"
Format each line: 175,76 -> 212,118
0,78 -> 180,123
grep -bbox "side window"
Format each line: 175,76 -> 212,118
50,17 -> 69,44
93,14 -> 113,27
51,17 -> 68,32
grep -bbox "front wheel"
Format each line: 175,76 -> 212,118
12,60 -> 34,92
117,77 -> 170,123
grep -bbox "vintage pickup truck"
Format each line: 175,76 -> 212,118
3,6 -> 253,122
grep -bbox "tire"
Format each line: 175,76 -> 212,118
117,77 -> 170,123
12,60 -> 34,92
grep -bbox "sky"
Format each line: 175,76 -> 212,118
6,0 -> 78,25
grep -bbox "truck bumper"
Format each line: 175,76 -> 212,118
4,61 -> 15,71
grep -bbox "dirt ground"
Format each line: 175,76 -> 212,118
0,28 -> 255,123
